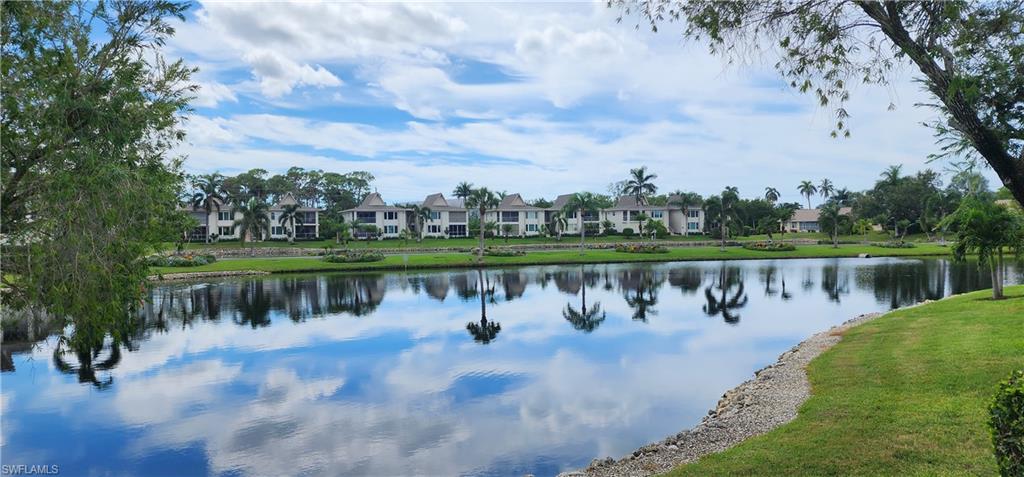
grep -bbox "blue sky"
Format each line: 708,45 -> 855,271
167,1 -> 987,204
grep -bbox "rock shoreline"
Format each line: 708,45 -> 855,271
147,270 -> 270,282
560,311 -> 887,477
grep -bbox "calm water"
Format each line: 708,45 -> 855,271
2,257 -> 1020,476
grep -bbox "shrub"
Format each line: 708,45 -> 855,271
614,244 -> 668,254
990,369 -> 1024,476
622,228 -> 635,237
323,251 -> 385,263
470,246 -> 526,257
742,241 -> 797,252
871,241 -> 916,248
144,254 -> 217,267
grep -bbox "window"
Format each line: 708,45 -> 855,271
688,222 -> 700,230
384,211 -> 398,220
525,211 -> 538,220
218,211 -> 232,221
356,211 -> 376,223
501,211 -> 519,222
271,212 -> 276,220
430,211 -> 441,220
272,226 -> 285,236
219,226 -> 233,236
449,211 -> 467,223
565,210 -> 577,219
384,225 -> 398,234
688,209 -> 700,218
426,225 -> 441,234
582,211 -> 599,221
526,224 -> 538,232
651,210 -> 664,218
449,224 -> 467,237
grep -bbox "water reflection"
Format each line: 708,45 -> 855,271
2,258 -> 1021,477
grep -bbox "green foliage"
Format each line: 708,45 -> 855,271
614,244 -> 669,254
471,246 -> 526,257
323,251 -> 385,263
145,254 -> 217,267
233,198 -> 271,247
601,219 -> 617,235
742,241 -> 796,252
624,166 -> 658,205
622,227 -> 635,237
990,370 -> 1024,477
1,0 -> 195,347
871,241 -> 917,249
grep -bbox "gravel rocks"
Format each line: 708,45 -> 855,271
563,312 -> 883,477
147,270 -> 270,282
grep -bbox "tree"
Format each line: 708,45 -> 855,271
550,210 -> 568,241
501,223 -> 514,242
190,174 -> 226,243
465,188 -> 500,262
819,178 -> 835,201
1,0 -> 195,346
233,198 -> 270,253
564,192 -> 602,253
764,187 -> 780,205
406,204 -> 433,243
634,212 -> 650,239
670,191 -> 703,236
881,165 -> 904,186
819,203 -> 849,248
617,1 -> 1024,206
941,198 -> 1022,299
853,218 -> 874,244
798,180 -> 818,209
706,187 -> 740,251
467,269 -> 501,344
562,267 -> 606,333
625,166 -> 658,205
453,182 -> 474,202
277,204 -> 304,244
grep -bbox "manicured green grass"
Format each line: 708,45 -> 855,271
176,231 -> 915,250
151,243 -> 951,275
666,286 -> 1024,476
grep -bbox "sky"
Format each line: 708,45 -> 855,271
167,1 -> 987,205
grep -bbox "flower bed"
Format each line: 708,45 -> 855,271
871,241 -> 916,248
323,251 -> 386,263
614,244 -> 669,254
742,241 -> 797,252
145,254 -> 217,267
470,246 -> 527,257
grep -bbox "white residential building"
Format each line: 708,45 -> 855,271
420,193 -> 470,238
485,194 -> 545,237
341,192 -> 409,239
187,193 -> 320,242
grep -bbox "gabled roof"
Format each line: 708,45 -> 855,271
788,207 -> 853,223
605,196 -> 665,211
497,193 -> 541,210
270,192 -> 320,211
343,192 -> 407,212
550,194 -> 574,211
421,193 -> 465,211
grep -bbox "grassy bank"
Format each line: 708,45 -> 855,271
667,286 -> 1024,476
152,243 -> 951,275
176,231 -> 920,250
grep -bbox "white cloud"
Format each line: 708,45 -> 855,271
193,80 -> 238,107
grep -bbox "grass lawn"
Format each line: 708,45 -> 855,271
176,231 -> 919,250
152,243 -> 952,275
666,286 -> 1024,476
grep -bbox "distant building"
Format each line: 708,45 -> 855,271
186,192 -> 320,242
486,194 -> 545,237
420,193 -> 469,238
341,192 -> 408,239
784,207 -> 852,233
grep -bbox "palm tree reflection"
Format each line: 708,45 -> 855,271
563,266 -> 605,332
52,337 -> 123,389
466,269 -> 501,344
620,270 -> 660,323
703,265 -> 749,324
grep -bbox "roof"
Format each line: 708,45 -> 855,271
549,193 -> 574,210
497,193 -> 541,210
788,207 -> 852,223
343,192 -> 408,212
605,196 -> 667,211
421,193 -> 466,210
270,192 -> 319,211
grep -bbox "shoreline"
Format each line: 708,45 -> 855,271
563,297 -> 948,477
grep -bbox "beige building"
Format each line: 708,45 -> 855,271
420,193 -> 470,238
187,193 -> 320,242
484,193 -> 545,237
602,196 -> 673,236
784,207 -> 853,233
341,192 -> 409,239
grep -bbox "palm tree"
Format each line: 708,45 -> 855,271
406,204 -> 433,243
233,197 -> 270,253
191,173 -> 226,243
941,198 -> 1023,299
453,182 -> 474,202
277,203 -> 304,244
819,203 -> 847,248
853,218 -> 873,244
563,192 -> 602,254
880,164 -> 903,185
670,191 -> 702,236
706,186 -> 740,251
797,180 -> 817,209
634,212 -> 650,239
465,188 -> 500,262
764,186 -> 780,205
550,210 -> 568,241
562,266 -> 605,332
624,166 -> 658,205
818,178 -> 835,201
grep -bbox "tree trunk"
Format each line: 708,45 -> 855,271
833,223 -> 839,248
720,219 -> 726,252
578,211 -> 585,254
477,208 -> 486,262
990,261 -> 1002,300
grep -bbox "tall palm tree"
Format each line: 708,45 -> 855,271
233,197 -> 270,252
406,204 -> 433,243
634,212 -> 650,239
277,203 -> 304,244
764,186 -> 780,205
624,166 -> 658,205
706,186 -> 739,251
818,203 -> 846,248
453,182 -> 474,202
191,173 -> 226,243
465,188 -> 500,262
562,266 -> 605,332
563,192 -> 601,254
818,178 -> 835,201
550,210 -> 568,241
670,191 -> 703,236
797,180 -> 817,209
880,164 -> 903,185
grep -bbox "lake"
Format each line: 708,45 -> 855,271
2,257 -> 1020,476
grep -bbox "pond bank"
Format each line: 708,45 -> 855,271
150,244 -> 952,279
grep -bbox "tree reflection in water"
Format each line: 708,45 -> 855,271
619,269 -> 661,323
703,265 -> 749,324
821,262 -> 850,303
52,337 -> 123,389
563,266 -> 605,333
466,269 -> 501,344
